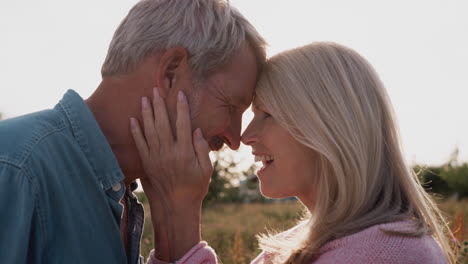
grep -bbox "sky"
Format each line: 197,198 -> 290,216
1,0 -> 468,168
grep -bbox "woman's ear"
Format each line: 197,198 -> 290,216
156,47 -> 190,98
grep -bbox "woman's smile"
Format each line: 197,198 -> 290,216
254,153 -> 275,176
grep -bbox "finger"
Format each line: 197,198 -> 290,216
193,128 -> 213,175
141,97 -> 159,149
152,87 -> 174,145
130,117 -> 149,158
176,91 -> 193,147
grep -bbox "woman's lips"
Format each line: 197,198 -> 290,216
258,160 -> 274,176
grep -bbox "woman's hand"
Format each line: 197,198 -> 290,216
129,88 -> 213,261
130,87 -> 213,205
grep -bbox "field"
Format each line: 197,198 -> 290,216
136,193 -> 468,264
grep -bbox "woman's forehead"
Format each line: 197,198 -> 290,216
252,95 -> 264,109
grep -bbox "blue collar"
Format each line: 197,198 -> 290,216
55,89 -> 125,191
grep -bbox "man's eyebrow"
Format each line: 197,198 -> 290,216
240,99 -> 252,109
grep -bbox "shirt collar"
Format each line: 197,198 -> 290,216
55,89 -> 125,192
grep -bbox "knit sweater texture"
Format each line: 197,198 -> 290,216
147,220 -> 447,264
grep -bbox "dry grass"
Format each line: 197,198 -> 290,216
201,202 -> 304,263
137,194 -> 467,263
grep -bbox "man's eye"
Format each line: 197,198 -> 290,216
263,111 -> 271,118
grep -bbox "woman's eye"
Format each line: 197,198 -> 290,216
252,106 -> 272,119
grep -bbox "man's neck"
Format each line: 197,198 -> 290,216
85,79 -> 146,184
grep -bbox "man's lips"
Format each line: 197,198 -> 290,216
209,137 -> 224,151
208,142 -> 218,151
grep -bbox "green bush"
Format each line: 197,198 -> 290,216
441,163 -> 468,199
416,166 -> 454,196
415,149 -> 468,199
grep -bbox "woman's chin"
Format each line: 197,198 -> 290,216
259,184 -> 289,199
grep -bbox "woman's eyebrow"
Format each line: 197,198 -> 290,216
253,100 -> 266,111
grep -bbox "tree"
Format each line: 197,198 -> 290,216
202,149 -> 269,206
416,166 -> 453,196
203,150 -> 244,206
440,148 -> 468,199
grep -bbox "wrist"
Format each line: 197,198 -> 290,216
149,199 -> 202,262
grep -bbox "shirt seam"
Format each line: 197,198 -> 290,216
22,165 -> 48,251
10,124 -> 69,169
7,164 -> 48,252
0,159 -> 22,169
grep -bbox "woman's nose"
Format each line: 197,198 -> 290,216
241,121 -> 258,146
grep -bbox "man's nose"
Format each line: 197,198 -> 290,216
223,116 -> 242,150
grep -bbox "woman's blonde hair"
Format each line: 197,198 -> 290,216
256,42 -> 456,263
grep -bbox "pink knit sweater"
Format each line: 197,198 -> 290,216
147,220 -> 447,264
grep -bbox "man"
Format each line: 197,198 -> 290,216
0,0 -> 266,263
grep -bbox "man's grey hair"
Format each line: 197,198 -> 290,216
101,0 -> 267,79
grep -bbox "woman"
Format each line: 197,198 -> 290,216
132,42 -> 455,263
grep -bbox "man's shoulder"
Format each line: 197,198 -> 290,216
0,108 -> 69,168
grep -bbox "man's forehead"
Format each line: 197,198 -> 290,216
239,93 -> 254,108
226,82 -> 254,108
221,44 -> 258,108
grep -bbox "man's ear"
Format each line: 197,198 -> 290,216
156,47 -> 190,98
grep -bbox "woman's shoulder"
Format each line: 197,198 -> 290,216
314,220 -> 447,264
250,222 -> 308,264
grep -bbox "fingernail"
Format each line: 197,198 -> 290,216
153,87 -> 159,98
178,91 -> 185,102
130,117 -> 137,129
142,97 -> 150,109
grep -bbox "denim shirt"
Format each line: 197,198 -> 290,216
0,90 -> 144,264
